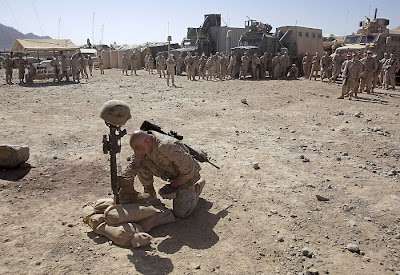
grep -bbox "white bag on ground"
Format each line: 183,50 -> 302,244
94,222 -> 152,248
104,203 -> 160,225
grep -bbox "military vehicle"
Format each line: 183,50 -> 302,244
231,18 -> 323,77
333,8 -> 400,82
173,14 -> 221,57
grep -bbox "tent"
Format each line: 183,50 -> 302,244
11,39 -> 79,53
391,26 -> 400,34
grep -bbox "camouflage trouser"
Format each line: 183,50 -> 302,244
330,65 -> 341,81
342,78 -> 359,97
360,71 -> 374,92
207,66 -> 215,80
228,65 -> 235,78
239,65 -> 248,79
167,70 -> 174,85
199,66 -> 206,79
385,71 -> 396,88
221,66 -> 227,78
309,64 -> 320,79
137,158 -> 201,218
273,65 -> 280,79
303,64 -> 311,79
130,61 -> 137,73
5,67 -> 12,83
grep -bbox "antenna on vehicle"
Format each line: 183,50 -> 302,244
100,24 -> 104,45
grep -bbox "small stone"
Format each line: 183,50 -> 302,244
348,220 -> 357,227
277,236 -> 284,242
68,224 -> 74,228
270,210 -> 278,215
346,243 -> 360,254
291,234 -> 297,241
308,268 -> 319,275
343,152 -> 349,156
302,247 -> 313,257
259,252 -> 265,257
253,163 -> 260,170
316,195 -> 330,201
364,217 -> 372,222
241,98 -> 248,105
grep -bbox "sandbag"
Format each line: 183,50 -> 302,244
94,222 -> 152,247
104,203 -> 160,225
82,203 -> 95,224
87,214 -> 105,230
94,198 -> 114,214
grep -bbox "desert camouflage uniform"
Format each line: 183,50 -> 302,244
206,55 -> 216,80
61,55 -> 70,81
79,56 -> 88,78
199,56 -> 207,79
383,57 -> 399,90
122,55 -> 129,75
379,56 -> 388,87
220,54 -> 228,79
148,55 -> 154,74
193,53 -> 200,79
228,53 -> 237,79
302,55 -> 312,79
272,55 -> 281,79
239,54 -> 249,79
155,54 -> 166,78
176,54 -> 184,75
260,53 -> 268,78
4,56 -> 13,84
330,54 -> 344,82
124,131 -> 202,218
71,55 -> 80,82
340,59 -> 363,99
184,54 -> 194,80
320,54 -> 332,81
309,54 -> 321,80
88,56 -> 94,76
280,53 -> 291,77
359,55 -> 377,93
251,55 -> 260,80
18,58 -> 26,83
130,52 -> 138,75
166,57 -> 176,86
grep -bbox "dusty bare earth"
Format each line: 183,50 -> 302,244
0,68 -> 400,275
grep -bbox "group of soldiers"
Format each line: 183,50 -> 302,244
302,51 -> 399,99
138,50 -> 299,85
3,52 -> 105,84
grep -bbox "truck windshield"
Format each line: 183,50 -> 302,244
360,35 -> 377,44
183,41 -> 196,47
240,38 -> 262,47
344,36 -> 360,44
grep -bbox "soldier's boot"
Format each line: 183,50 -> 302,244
118,176 -> 150,204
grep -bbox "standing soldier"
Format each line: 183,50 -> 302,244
98,54 -> 105,74
239,52 -> 250,80
251,53 -> 260,80
359,50 -> 377,93
338,53 -> 363,99
130,52 -> 138,75
280,51 -> 291,78
193,52 -> 200,79
309,52 -> 321,80
272,53 -> 281,79
383,53 -> 399,90
79,54 -> 88,78
215,52 -> 221,79
148,54 -> 154,74
18,56 -> 26,84
379,53 -> 389,88
121,53 -> 129,76
228,51 -> 237,79
206,53 -> 216,81
71,54 -> 80,83
199,53 -> 207,80
220,53 -> 228,79
330,53 -> 344,83
4,54 -> 14,84
87,56 -> 94,76
260,52 -> 268,79
302,53 -> 312,79
61,55 -> 70,82
166,54 -> 176,86
50,56 -> 61,82
320,52 -> 332,82
155,52 -> 166,78
144,53 -> 149,71
176,53 -> 184,75
340,53 -> 352,96
184,52 -> 194,80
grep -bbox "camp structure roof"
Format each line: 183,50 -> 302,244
391,26 -> 400,34
11,39 -> 79,53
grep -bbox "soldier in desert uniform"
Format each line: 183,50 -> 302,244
130,52 -> 138,75
302,53 -> 312,79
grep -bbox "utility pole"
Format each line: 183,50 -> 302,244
92,12 -> 95,45
167,22 -> 171,56
58,17 -> 61,39
100,24 -> 104,45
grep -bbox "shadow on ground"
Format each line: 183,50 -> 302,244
0,165 -> 31,181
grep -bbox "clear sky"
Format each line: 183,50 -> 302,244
2,0 -> 400,46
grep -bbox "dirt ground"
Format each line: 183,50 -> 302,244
0,68 -> 400,275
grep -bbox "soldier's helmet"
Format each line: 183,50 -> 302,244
100,100 -> 132,126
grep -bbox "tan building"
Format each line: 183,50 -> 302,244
276,26 -> 324,56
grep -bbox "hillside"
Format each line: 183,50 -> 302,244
0,23 -> 51,51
